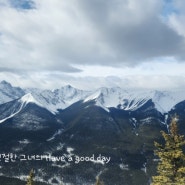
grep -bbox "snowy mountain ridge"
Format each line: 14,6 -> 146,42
0,81 -> 185,116
84,87 -> 185,114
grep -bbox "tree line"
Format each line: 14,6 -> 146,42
26,117 -> 185,185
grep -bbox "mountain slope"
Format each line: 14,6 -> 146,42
0,93 -> 62,131
1,81 -> 185,184
1,80 -> 185,115
0,93 -> 46,124
0,80 -> 25,104
24,85 -> 91,113
84,87 -> 185,114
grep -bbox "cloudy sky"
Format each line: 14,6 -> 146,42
0,0 -> 185,90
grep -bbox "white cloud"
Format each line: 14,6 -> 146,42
1,71 -> 185,91
0,0 -> 184,72
168,13 -> 185,38
165,1 -> 185,35
0,0 -> 184,90
0,0 -> 95,71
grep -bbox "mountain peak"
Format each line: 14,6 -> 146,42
61,84 -> 77,90
64,84 -> 72,88
1,81 -> 185,115
0,80 -> 12,87
20,93 -> 43,107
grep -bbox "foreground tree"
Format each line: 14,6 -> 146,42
152,118 -> 185,185
95,177 -> 104,185
26,169 -> 34,185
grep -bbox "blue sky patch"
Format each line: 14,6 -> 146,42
162,0 -> 179,16
9,0 -> 35,10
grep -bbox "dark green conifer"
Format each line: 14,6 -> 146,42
152,118 -> 185,185
95,177 -> 104,185
26,169 -> 34,185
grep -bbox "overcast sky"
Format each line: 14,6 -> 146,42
0,0 -> 185,90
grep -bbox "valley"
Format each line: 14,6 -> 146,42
0,80 -> 185,185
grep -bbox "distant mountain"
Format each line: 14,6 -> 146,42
84,87 -> 185,114
0,93 -> 62,130
24,85 -> 91,113
0,80 -> 185,185
0,80 -> 25,104
1,80 -> 185,116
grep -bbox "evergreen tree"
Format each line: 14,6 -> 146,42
95,177 -> 104,185
152,118 -> 185,185
26,169 -> 34,185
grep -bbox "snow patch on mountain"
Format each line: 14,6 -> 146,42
0,101 -> 25,124
84,87 -> 185,113
0,93 -> 45,124
25,85 -> 91,114
1,81 -> 185,115
20,93 -> 44,107
0,81 -> 25,104
84,87 -> 150,112
47,129 -> 63,141
151,90 -> 185,113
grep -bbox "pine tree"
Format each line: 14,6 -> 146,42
152,118 -> 185,185
26,169 -> 34,185
95,177 -> 104,185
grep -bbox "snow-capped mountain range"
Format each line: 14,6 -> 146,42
1,80 -> 185,185
0,80 -> 185,121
